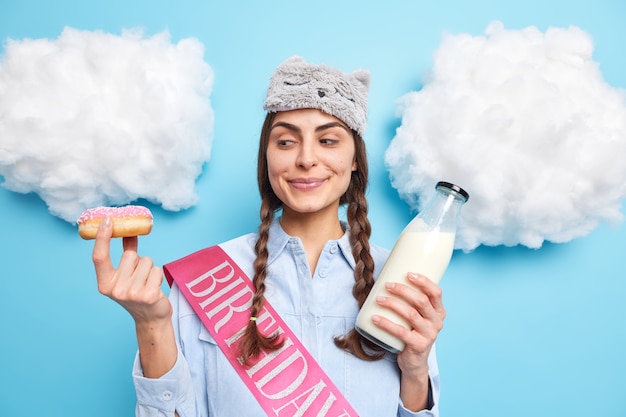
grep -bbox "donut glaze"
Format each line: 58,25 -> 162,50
77,205 -> 153,240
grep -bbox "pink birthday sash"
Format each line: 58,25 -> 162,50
163,245 -> 359,417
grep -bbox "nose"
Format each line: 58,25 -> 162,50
296,140 -> 318,169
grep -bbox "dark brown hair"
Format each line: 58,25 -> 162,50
238,112 -> 385,365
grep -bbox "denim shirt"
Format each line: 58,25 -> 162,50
132,218 -> 440,417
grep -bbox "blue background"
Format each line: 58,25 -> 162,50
1,1 -> 625,416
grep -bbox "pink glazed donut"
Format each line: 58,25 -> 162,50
77,205 -> 153,240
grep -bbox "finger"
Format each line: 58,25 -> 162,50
115,249 -> 142,287
370,306 -> 429,352
124,260 -> 162,304
92,217 -> 115,280
123,236 -> 139,253
379,281 -> 445,339
130,256 -> 156,288
374,294 -> 441,353
146,266 -> 164,290
383,281 -> 435,319
143,265 -> 166,301
113,237 -> 140,290
407,273 -> 445,317
376,290 -> 426,332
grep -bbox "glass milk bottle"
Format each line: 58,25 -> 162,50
356,181 -> 469,353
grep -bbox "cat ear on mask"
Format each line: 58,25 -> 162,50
350,69 -> 370,94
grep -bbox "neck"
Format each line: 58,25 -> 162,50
280,207 -> 344,241
279,206 -> 344,276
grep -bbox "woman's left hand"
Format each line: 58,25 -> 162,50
373,272 -> 445,409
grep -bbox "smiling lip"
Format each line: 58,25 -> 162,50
289,178 -> 326,190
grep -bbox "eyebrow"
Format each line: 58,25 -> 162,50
270,121 -> 351,134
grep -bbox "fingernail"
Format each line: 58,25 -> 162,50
103,217 -> 112,227
376,296 -> 386,303
385,282 -> 395,289
372,315 -> 381,323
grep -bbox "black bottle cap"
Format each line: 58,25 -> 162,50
436,181 -> 470,201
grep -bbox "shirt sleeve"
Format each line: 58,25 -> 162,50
132,282 -> 198,417
132,348 -> 197,417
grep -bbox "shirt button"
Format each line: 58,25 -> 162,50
319,270 -> 327,278
330,244 -> 338,254
162,391 -> 173,401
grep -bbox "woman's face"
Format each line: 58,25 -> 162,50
266,108 -> 357,217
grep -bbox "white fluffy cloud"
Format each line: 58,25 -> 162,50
0,27 -> 214,222
385,21 -> 626,251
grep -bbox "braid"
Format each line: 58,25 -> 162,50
347,193 -> 376,307
238,196 -> 285,365
334,132 -> 386,360
238,112 -> 285,366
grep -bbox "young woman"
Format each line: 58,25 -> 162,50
92,56 -> 444,416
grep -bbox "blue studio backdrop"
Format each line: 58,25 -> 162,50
1,1 -> 625,416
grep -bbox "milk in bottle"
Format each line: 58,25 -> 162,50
355,181 -> 469,353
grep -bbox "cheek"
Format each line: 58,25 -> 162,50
267,153 -> 285,172
334,158 -> 355,189
334,156 -> 356,176
266,154 -> 285,191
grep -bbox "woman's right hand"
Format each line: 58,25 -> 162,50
92,217 -> 172,325
92,217 -> 177,379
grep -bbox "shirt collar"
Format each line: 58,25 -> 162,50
266,217 -> 356,270
266,218 -> 292,266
